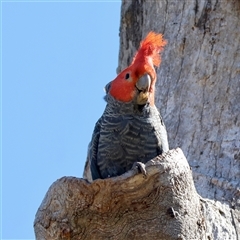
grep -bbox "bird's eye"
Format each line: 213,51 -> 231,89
125,73 -> 130,80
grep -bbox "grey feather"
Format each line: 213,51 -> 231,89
85,92 -> 169,180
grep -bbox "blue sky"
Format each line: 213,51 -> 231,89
1,1 -> 121,239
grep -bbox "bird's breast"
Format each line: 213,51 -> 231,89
97,105 -> 163,178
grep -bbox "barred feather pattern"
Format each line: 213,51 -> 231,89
88,94 -> 169,180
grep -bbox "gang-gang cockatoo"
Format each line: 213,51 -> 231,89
84,32 -> 169,181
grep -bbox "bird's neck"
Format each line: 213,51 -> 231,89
105,94 -> 155,116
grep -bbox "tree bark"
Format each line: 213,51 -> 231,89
34,149 -> 239,240
34,0 -> 240,239
118,0 -> 240,237
118,0 -> 240,208
33,149 -> 217,239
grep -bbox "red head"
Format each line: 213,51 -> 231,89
109,31 -> 167,106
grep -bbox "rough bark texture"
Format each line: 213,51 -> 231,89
34,1 -> 240,239
34,149 -> 229,240
117,0 -> 240,238
118,0 -> 240,209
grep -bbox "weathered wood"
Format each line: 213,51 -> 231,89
118,1 -> 240,238
34,149 -> 239,239
34,149 -> 209,239
119,0 -> 240,208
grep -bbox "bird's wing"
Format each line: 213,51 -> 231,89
83,118 -> 102,182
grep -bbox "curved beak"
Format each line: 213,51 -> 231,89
135,74 -> 151,105
136,74 -> 151,92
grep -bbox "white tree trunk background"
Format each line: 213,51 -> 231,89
118,0 -> 240,208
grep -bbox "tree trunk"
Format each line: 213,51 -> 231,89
34,0 -> 240,239
34,149 -> 231,240
118,0 -> 240,207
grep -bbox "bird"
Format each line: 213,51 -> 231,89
83,31 -> 169,181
